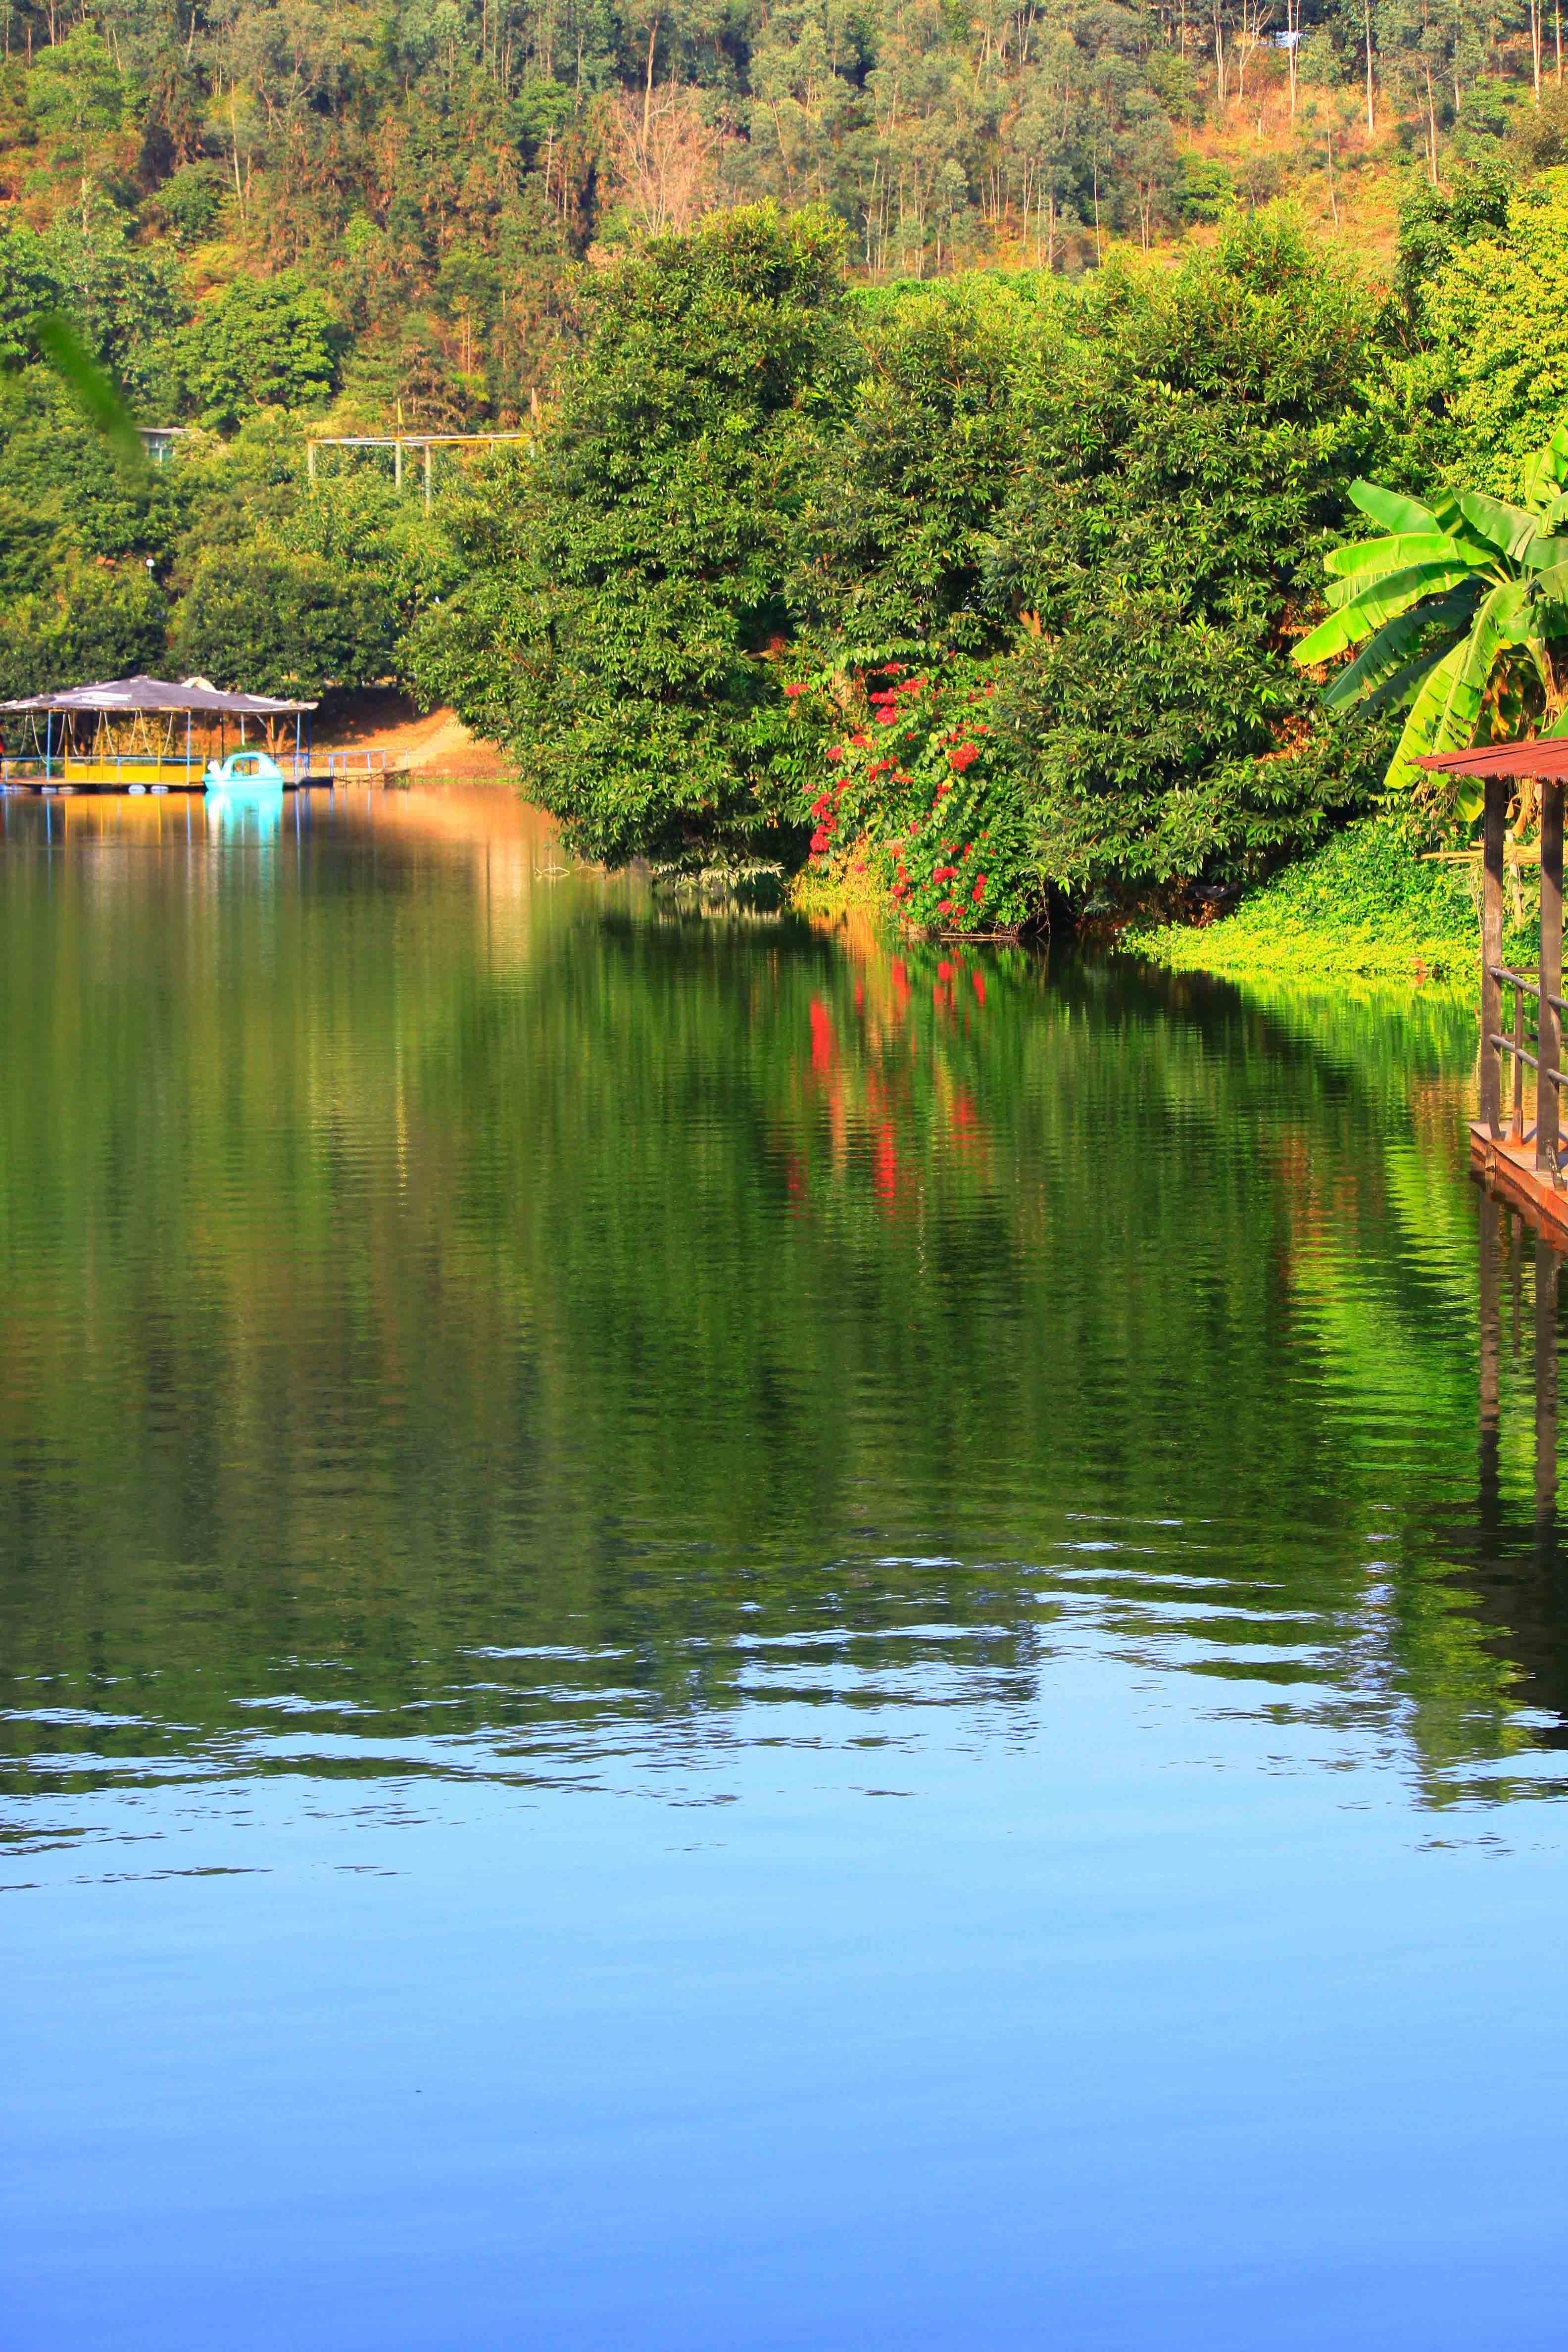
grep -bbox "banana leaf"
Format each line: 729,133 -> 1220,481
1296,561 -> 1476,663
1362,650 -> 1455,717
1524,419 -> 1568,512
1459,490 -> 1541,562
1426,486 -> 1468,535
1320,582 -> 1479,713
1385,578 -> 1532,792
1323,531 -> 1462,583
1347,479 -> 1442,536
1521,556 -> 1568,606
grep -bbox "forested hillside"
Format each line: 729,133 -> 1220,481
0,0 -> 1565,428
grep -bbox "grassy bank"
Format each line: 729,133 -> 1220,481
1126,817 -> 1520,988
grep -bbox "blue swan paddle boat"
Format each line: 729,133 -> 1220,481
204,748 -> 286,793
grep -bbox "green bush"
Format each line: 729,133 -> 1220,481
411,210 -> 1397,920
171,548 -> 395,694
1131,814 -> 1493,983
1412,171 -> 1568,495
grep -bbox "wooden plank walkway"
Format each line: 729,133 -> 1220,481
1471,1123 -> 1568,1243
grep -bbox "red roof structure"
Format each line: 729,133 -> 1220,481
1418,738 -> 1568,781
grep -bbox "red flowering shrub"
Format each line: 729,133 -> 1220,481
798,656 -> 1035,932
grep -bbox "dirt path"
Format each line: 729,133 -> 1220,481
313,689 -> 510,779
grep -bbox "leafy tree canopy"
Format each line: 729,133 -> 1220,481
174,274 -> 346,430
411,202 -> 853,865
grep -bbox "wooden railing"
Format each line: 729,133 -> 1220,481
322,749 -> 393,776
1481,773 -> 1567,1181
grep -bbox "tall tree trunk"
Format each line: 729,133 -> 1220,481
642,15 -> 659,144
1364,0 -> 1374,128
230,91 -> 246,226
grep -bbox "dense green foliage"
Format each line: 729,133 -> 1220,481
0,0 -> 1554,446
417,204 -> 1397,919
0,369 -> 460,694
0,0 -> 1559,451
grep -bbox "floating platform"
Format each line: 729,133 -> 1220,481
0,760 -> 406,795
1470,1122 -> 1568,1244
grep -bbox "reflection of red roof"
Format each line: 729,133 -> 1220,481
1418,738 -> 1568,780
0,673 -> 315,717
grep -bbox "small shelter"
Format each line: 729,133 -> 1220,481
0,675 -> 317,789
1421,737 -> 1568,1234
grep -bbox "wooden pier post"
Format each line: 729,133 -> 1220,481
1540,778 -> 1564,1177
1479,1195 -> 1502,1531
1537,1235 -> 1560,1554
1481,773 -> 1507,1136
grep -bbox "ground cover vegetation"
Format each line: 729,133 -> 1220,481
1132,810 -> 1503,980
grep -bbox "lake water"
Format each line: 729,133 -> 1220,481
3,785 -> 1566,2348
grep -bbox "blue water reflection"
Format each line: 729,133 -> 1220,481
1,787 -> 1565,2349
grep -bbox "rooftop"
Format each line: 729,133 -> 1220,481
0,674 -> 317,718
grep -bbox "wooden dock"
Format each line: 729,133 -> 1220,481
1471,1123 -> 1568,1242
0,747 -> 406,793
1423,739 -> 1568,1242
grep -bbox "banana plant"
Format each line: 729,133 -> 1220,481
1293,421 -> 1568,820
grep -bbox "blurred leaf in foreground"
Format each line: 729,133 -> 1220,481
31,312 -> 144,470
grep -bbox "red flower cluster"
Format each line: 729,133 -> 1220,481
949,743 -> 980,773
784,682 -> 806,698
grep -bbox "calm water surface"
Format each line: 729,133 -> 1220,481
3,786 -> 1566,2348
